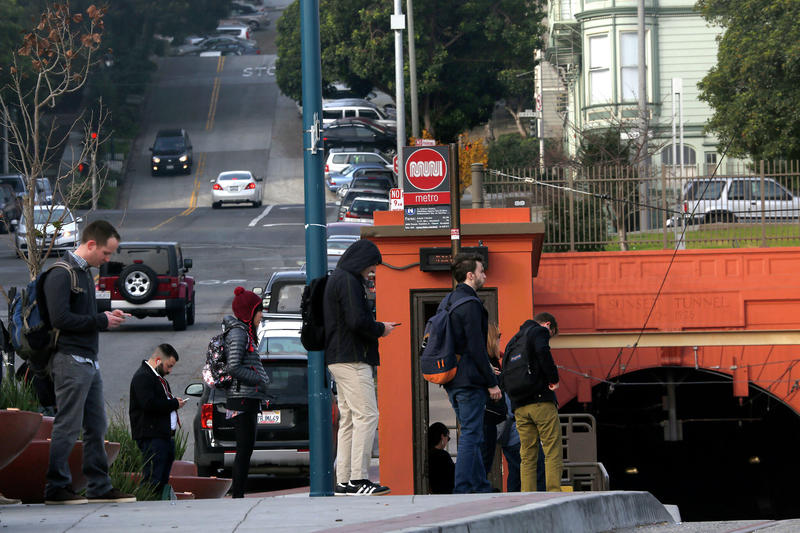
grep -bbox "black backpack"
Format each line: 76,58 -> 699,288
500,324 -> 547,403
300,274 -> 328,351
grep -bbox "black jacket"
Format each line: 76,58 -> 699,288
129,361 -> 179,440
507,320 -> 559,410
323,239 -> 385,367
224,316 -> 270,402
43,253 -> 109,360
443,283 -> 498,391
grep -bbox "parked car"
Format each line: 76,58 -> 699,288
187,316 -> 337,478
324,148 -> 392,181
0,184 -> 20,234
322,119 -> 396,157
340,196 -> 390,224
667,177 -> 800,226
255,270 -> 307,314
15,205 -> 81,254
215,23 -> 252,41
0,174 -> 27,200
336,175 -> 395,199
96,241 -> 195,331
336,189 -> 389,221
150,129 -> 192,176
326,163 -> 395,193
175,35 -> 258,56
326,221 -> 369,239
327,235 -> 358,260
322,98 -> 396,129
211,170 -> 264,208
221,3 -> 270,30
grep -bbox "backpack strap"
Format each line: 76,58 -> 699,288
49,260 -> 83,294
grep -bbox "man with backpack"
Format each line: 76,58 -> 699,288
43,220 -> 135,505
444,253 -> 501,494
324,239 -> 397,496
501,312 -> 562,492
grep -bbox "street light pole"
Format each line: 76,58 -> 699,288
406,0 -> 419,139
300,0 -> 333,497
391,1 -> 406,187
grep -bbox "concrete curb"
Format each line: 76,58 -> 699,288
396,492 -> 675,533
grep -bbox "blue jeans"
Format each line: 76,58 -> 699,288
46,352 -> 112,497
136,437 -> 175,492
447,387 -> 492,494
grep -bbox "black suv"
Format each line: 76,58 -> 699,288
187,319 -> 337,478
96,242 -> 196,331
256,270 -> 307,314
322,119 -> 396,156
150,129 -> 193,176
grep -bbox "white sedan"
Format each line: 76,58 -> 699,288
211,170 -> 263,208
16,205 -> 81,254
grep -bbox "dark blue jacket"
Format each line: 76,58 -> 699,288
506,320 -> 559,410
444,283 -> 498,391
324,240 -> 385,367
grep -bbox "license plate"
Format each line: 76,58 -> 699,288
257,410 -> 280,424
229,186 -> 239,192
96,291 -> 110,299
166,165 -> 174,170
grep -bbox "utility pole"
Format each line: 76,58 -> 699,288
535,50 -> 545,174
300,0 -> 333,497
406,0 -> 419,139
391,1 -> 406,187
637,0 -> 649,231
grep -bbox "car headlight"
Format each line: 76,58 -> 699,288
62,230 -> 74,238
179,155 -> 188,162
152,156 -> 161,163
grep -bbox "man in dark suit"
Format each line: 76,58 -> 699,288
129,344 -> 186,494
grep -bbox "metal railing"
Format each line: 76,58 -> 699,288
480,161 -> 800,252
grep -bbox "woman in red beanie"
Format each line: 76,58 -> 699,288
225,286 -> 269,498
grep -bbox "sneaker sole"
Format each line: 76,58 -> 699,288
348,488 -> 391,496
45,498 -> 88,505
87,497 -> 137,504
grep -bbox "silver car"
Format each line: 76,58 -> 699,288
211,171 -> 264,208
340,196 -> 390,224
16,205 -> 81,254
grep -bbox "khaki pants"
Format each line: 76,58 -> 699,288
328,362 -> 378,483
515,401 -> 562,492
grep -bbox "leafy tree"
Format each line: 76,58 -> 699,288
488,133 -> 540,168
697,0 -> 800,160
276,0 -> 545,142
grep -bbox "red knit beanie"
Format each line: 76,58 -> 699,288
232,286 -> 262,323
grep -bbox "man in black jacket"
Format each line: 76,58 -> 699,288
445,253 -> 501,494
43,220 -> 134,505
129,344 -> 186,494
507,313 -> 561,492
324,239 -> 396,496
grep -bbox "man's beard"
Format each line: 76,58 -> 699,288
156,363 -> 166,376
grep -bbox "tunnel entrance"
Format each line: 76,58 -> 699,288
562,367 -> 800,521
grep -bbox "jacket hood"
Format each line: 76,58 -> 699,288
337,239 -> 382,275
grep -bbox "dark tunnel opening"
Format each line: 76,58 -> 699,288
561,367 -> 800,521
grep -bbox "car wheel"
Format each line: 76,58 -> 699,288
212,201 -> 222,209
172,298 -> 188,331
187,291 -> 196,326
253,200 -> 262,208
118,264 -> 159,304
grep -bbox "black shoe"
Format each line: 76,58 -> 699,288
334,482 -> 349,496
87,488 -> 136,504
45,486 -> 88,505
346,479 -> 391,496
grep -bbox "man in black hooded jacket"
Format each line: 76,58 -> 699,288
324,239 -> 396,496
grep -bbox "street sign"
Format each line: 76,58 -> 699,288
389,188 -> 403,211
415,139 -> 436,146
401,145 -> 452,230
403,205 -> 450,230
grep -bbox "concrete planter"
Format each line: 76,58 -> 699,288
0,410 -> 42,470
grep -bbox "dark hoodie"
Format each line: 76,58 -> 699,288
323,239 -> 386,366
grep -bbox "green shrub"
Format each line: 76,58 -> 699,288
488,133 -> 540,169
0,372 -> 41,412
105,409 -> 159,501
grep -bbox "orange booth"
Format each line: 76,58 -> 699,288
362,207 -> 544,495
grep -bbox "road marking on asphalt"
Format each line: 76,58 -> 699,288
150,152 -> 207,230
205,77 -> 221,131
217,55 -> 226,74
248,204 -> 274,227
261,223 -> 305,227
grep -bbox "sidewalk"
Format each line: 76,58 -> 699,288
0,490 -> 675,533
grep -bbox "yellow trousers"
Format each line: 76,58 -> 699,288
514,401 -> 562,491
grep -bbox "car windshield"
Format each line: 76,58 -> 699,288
0,177 -> 23,192
153,136 -> 185,151
327,239 -> 354,254
352,179 -> 391,190
257,336 -> 307,355
102,247 -> 172,276
274,283 -> 304,313
219,173 -> 251,181
29,208 -> 72,225
350,199 -> 389,216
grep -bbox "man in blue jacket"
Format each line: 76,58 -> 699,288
445,253 -> 502,493
324,239 -> 397,496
